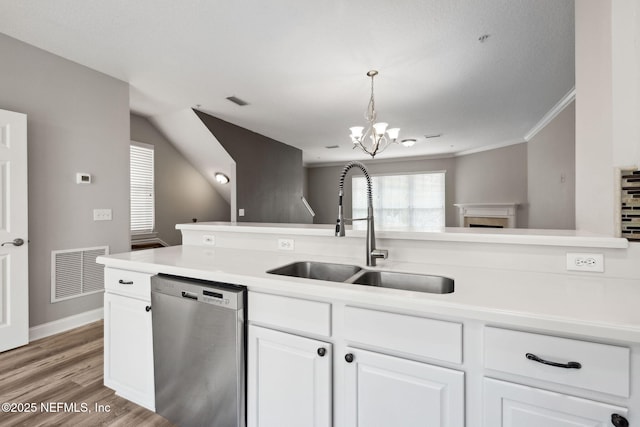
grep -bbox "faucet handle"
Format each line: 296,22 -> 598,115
371,249 -> 388,260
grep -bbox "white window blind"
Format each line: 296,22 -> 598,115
352,172 -> 446,231
130,142 -> 155,235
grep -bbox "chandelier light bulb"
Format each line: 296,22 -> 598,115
373,122 -> 388,136
387,127 -> 400,140
350,126 -> 364,140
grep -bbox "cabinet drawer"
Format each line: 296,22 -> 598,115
249,292 -> 331,337
344,306 -> 462,364
105,268 -> 152,300
484,327 -> 630,397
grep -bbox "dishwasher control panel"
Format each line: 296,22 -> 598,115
203,289 -> 230,306
151,274 -> 245,310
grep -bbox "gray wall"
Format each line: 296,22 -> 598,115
455,143 -> 529,227
306,157 -> 457,226
307,145 -> 530,228
131,114 -> 231,245
527,101 -> 576,229
0,33 -> 130,327
195,111 -> 312,223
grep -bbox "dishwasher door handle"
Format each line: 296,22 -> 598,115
181,291 -> 198,300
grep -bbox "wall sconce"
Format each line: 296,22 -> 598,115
214,172 -> 230,184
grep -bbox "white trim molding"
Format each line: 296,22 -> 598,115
29,307 -> 104,342
524,87 -> 576,142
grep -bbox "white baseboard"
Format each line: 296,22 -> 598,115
29,307 -> 104,342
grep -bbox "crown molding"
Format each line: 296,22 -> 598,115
524,87 -> 576,142
453,139 -> 526,157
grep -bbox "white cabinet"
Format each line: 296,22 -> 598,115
103,268 -> 155,411
484,378 -> 629,427
483,327 -> 631,427
344,347 -> 464,427
248,325 -> 332,427
248,292 -> 466,427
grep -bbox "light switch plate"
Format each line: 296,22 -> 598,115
93,209 -> 112,221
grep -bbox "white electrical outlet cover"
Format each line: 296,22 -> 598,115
278,239 -> 294,251
566,253 -> 604,272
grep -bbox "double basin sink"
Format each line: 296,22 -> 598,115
267,261 -> 454,294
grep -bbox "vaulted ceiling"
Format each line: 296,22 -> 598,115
0,0 -> 574,164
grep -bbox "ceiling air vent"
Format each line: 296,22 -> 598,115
226,96 -> 249,106
424,133 -> 442,139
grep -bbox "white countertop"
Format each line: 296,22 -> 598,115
98,244 -> 640,343
177,222 -> 629,248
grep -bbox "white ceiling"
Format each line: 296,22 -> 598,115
0,0 -> 574,165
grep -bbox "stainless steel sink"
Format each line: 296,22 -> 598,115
348,270 -> 454,294
267,261 -> 454,294
267,261 -> 362,282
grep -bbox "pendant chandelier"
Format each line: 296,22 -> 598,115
349,70 -> 412,158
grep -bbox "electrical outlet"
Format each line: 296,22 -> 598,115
93,209 -> 112,221
239,208 -> 245,217
202,235 -> 215,246
566,253 -> 604,272
278,238 -> 294,251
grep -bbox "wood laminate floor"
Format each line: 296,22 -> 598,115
0,320 -> 174,427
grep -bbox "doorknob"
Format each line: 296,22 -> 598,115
1,238 -> 24,247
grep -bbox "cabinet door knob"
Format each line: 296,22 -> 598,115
611,414 -> 629,427
317,347 -> 327,357
345,353 -> 354,363
145,305 -> 152,312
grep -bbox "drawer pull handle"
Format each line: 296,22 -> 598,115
145,305 -> 152,312
611,414 -> 629,427
118,279 -> 134,285
526,353 -> 581,369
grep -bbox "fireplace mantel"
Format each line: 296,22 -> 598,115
454,203 -> 519,228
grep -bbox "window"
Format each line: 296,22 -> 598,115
130,142 -> 155,235
352,172 -> 445,231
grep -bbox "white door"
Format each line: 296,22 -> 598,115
248,325 -> 332,427
484,378 -> 629,427
344,347 -> 464,427
0,109 -> 28,353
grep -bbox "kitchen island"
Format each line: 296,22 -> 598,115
98,222 -> 640,426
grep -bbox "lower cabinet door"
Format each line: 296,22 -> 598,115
484,378 -> 629,427
344,347 -> 464,427
103,292 -> 155,411
248,325 -> 332,427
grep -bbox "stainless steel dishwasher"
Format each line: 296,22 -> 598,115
151,274 -> 246,427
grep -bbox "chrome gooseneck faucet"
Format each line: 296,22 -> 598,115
335,161 -> 388,266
